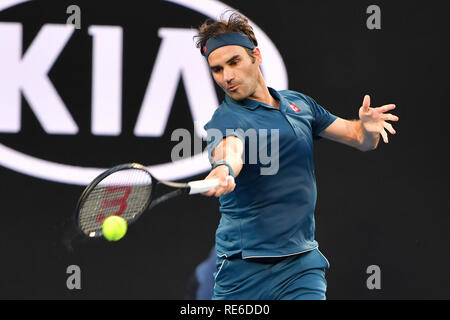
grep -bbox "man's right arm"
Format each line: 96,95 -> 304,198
203,136 -> 244,197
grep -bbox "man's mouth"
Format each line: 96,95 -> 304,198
228,85 -> 239,92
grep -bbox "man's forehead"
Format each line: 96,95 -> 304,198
208,45 -> 246,66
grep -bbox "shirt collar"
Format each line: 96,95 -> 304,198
225,87 -> 287,112
225,92 -> 260,110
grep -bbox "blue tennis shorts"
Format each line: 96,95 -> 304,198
213,248 -> 330,300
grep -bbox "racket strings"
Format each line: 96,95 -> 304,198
79,168 -> 152,236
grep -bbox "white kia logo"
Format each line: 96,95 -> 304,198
0,0 -> 288,185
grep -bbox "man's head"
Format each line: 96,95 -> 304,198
195,12 -> 263,101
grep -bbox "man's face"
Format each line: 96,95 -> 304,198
208,45 -> 261,101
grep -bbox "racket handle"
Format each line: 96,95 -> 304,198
188,179 -> 220,194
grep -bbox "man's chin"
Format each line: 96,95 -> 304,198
228,90 -> 245,101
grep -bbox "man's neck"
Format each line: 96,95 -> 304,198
247,82 -> 280,110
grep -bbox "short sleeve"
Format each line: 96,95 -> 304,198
305,96 -> 337,139
203,111 -> 246,165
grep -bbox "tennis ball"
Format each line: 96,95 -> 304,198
102,215 -> 127,241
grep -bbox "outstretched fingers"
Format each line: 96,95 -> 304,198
378,104 -> 396,113
384,121 -> 396,135
380,128 -> 389,143
382,113 -> 399,122
362,95 -> 371,111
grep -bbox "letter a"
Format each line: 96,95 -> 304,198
366,5 -> 381,30
66,5 -> 81,30
366,265 -> 381,290
66,265 -> 81,290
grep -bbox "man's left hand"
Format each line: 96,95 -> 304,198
359,94 -> 399,143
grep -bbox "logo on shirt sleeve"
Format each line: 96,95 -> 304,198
289,103 -> 301,112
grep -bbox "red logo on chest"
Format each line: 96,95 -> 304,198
290,103 -> 301,112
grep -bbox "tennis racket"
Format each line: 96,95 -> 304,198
76,163 -> 220,238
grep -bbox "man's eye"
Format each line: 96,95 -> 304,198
229,60 -> 237,65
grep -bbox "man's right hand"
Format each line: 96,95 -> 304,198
203,135 -> 243,197
203,165 -> 236,197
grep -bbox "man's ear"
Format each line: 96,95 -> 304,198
253,47 -> 262,64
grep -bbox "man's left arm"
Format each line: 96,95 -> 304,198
319,95 -> 399,151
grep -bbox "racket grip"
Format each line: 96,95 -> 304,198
187,179 -> 220,194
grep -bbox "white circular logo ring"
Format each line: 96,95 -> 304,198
0,0 -> 288,185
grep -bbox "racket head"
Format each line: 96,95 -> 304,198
76,163 -> 155,238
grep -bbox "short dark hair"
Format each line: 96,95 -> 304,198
195,10 -> 258,61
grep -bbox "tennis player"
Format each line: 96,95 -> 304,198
196,12 -> 398,300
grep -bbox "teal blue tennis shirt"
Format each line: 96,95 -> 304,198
204,87 -> 337,259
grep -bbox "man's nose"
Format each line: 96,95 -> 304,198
223,67 -> 235,83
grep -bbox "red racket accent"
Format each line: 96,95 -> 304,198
96,186 -> 132,223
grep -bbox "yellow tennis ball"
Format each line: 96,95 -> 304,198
102,215 -> 127,241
